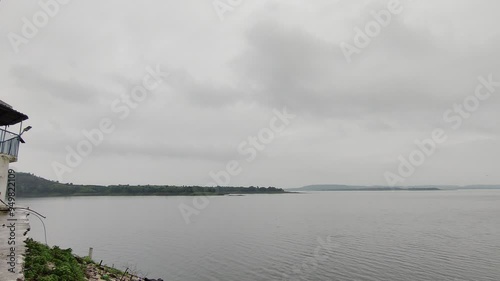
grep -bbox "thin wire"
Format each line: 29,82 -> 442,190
27,210 -> 48,245
13,207 -> 46,218
0,199 -> 48,245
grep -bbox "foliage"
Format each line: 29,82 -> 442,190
82,256 -> 94,264
24,238 -> 86,281
16,172 -> 286,198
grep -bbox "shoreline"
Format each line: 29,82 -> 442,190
16,191 -> 293,199
23,238 -> 163,281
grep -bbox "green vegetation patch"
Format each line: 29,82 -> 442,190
17,172 -> 286,197
24,238 -> 86,281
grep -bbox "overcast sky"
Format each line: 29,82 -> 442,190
1,0 -> 499,188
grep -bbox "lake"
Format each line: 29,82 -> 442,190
19,191 -> 500,281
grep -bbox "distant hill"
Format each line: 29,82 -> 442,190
14,172 -> 286,197
289,184 -> 500,191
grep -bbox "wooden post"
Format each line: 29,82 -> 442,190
88,247 -> 93,260
119,267 -> 129,281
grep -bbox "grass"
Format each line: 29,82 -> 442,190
23,238 -> 86,281
24,239 -> 143,281
23,239 -> 140,280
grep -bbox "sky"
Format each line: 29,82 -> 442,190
1,0 -> 499,188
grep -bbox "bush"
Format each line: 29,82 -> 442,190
24,239 -> 86,281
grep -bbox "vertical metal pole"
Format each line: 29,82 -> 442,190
0,127 -> 4,153
88,247 -> 93,260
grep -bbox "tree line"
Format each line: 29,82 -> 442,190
15,172 -> 285,197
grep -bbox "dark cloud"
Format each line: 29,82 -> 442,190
10,65 -> 99,104
231,17 -> 500,132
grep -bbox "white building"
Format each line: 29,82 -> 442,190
0,100 -> 29,210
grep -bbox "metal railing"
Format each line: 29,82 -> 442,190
0,128 -> 21,159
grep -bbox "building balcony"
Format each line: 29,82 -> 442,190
0,128 -> 22,162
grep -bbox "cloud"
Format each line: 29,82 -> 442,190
10,64 -> 99,104
1,0 -> 500,187
229,16 -> 500,133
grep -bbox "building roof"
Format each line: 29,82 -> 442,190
0,100 -> 29,126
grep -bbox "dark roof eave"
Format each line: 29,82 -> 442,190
0,103 -> 29,126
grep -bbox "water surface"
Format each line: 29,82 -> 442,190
20,191 -> 500,280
